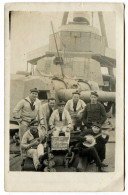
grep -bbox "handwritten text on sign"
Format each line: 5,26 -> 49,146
51,136 -> 69,150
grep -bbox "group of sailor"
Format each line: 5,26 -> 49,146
13,88 -> 109,171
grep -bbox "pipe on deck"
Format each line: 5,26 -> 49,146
57,89 -> 115,102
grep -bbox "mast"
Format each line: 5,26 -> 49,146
51,21 -> 64,78
98,12 -> 108,47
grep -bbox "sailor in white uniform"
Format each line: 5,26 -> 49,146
49,101 -> 72,137
65,91 -> 86,130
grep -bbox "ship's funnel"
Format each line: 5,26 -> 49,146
73,12 -> 90,25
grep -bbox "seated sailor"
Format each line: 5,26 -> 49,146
49,101 -> 72,137
21,120 -> 47,171
72,122 -> 109,172
83,122 -> 109,162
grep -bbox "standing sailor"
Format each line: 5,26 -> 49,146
65,91 -> 86,130
82,91 -> 107,128
42,98 -> 56,130
13,88 -> 46,164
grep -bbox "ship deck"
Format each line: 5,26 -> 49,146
10,118 -> 115,172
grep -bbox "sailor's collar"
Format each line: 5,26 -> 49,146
25,96 -> 40,105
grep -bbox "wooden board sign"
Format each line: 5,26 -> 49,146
51,136 -> 69,150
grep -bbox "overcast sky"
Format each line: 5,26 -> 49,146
10,11 -> 116,73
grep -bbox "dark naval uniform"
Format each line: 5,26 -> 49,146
82,102 -> 107,128
81,129 -> 109,161
72,129 -> 109,166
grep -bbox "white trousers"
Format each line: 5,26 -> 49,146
53,126 -> 70,137
27,144 -> 44,170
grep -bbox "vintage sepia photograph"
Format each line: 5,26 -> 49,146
4,3 -> 124,192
